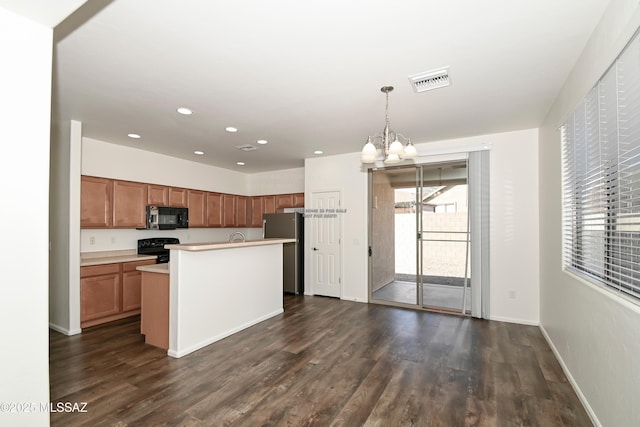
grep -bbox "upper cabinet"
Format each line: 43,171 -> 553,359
250,196 -> 263,228
81,176 -> 112,228
147,184 -> 168,206
168,187 -> 188,207
222,194 -> 237,227
236,196 -> 249,227
293,193 -> 305,208
206,192 -> 223,227
262,195 -> 276,215
81,175 -> 303,229
276,194 -> 293,210
187,190 -> 207,228
113,180 -> 147,228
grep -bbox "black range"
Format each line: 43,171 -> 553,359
137,237 -> 180,264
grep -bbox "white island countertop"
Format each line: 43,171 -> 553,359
166,238 -> 295,252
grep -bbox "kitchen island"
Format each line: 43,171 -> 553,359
138,238 -> 294,358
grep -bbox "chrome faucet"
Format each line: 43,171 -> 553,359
228,231 -> 246,243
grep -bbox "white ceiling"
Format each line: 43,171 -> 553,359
53,0 -> 611,173
0,0 -> 87,27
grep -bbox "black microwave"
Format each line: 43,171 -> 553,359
146,206 -> 189,230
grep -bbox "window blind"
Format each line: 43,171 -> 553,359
561,29 -> 640,301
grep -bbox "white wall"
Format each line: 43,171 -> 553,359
0,7 -> 52,426
49,120 -> 82,335
539,1 -> 640,426
305,152 -> 369,302
487,129 -> 539,324
416,130 -> 539,324
82,138 -> 248,194
248,167 -> 305,195
305,129 -> 540,324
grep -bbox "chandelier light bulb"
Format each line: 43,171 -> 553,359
403,140 -> 418,158
361,138 -> 378,163
388,138 -> 404,156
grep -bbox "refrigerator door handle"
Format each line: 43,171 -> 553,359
262,219 -> 266,239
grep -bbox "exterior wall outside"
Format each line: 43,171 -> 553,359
539,1 -> 640,425
395,211 -> 469,279
371,172 -> 395,292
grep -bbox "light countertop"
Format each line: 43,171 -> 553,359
136,263 -> 169,274
166,238 -> 295,252
81,249 -> 157,267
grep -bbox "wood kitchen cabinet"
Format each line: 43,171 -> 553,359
248,193 -> 304,227
250,196 -> 264,227
113,180 -> 147,228
80,264 -> 120,325
262,195 -> 276,215
81,174 -> 303,230
276,194 -> 294,210
206,192 -> 223,227
188,190 -> 207,227
293,193 -> 305,207
81,259 -> 155,328
223,194 -> 237,227
236,196 -> 249,227
147,184 -> 168,205
168,187 -> 188,207
122,260 -> 155,312
81,176 -> 113,228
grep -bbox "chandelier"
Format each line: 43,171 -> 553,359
361,86 -> 417,164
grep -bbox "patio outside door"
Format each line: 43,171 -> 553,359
369,154 -> 488,317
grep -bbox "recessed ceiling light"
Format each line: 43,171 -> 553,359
225,127 -> 238,133
127,133 -> 141,139
236,162 -> 245,166
314,150 -> 323,155
177,107 -> 193,115
194,150 -> 204,155
257,139 -> 268,145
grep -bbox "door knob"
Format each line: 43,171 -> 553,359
312,247 -> 319,251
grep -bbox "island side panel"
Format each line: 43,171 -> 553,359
168,244 -> 284,358
140,271 -> 169,349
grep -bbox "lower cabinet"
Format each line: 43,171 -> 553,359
80,259 -> 156,328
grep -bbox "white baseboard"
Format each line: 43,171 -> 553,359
341,296 -> 367,303
539,324 -> 601,427
49,322 -> 81,336
489,315 -> 539,326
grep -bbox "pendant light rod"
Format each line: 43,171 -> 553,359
361,86 -> 417,164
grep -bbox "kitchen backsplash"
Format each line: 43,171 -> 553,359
80,227 -> 263,253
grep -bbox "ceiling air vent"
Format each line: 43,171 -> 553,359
235,144 -> 258,152
408,67 -> 450,93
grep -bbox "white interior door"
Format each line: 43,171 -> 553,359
310,191 -> 341,297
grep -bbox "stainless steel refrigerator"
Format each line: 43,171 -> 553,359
263,212 -> 304,294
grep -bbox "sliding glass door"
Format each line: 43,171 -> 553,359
417,163 -> 470,313
368,153 -> 489,317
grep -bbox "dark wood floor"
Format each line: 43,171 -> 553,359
49,295 -> 592,426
